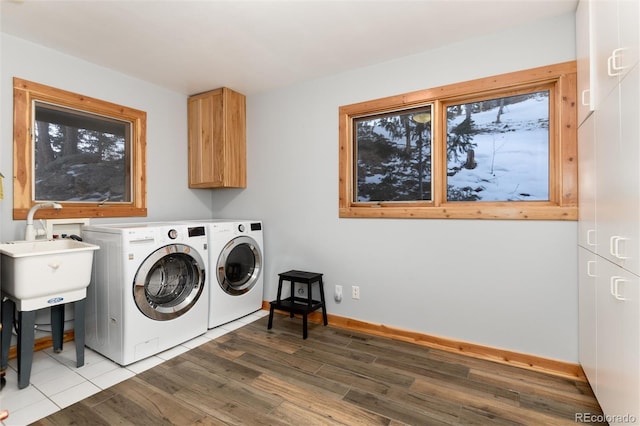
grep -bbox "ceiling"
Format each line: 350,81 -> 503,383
1,0 -> 578,96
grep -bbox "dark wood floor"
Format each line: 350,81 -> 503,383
34,314 -> 605,425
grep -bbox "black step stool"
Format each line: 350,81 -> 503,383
268,270 -> 328,339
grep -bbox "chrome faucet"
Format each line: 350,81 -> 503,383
25,202 -> 62,241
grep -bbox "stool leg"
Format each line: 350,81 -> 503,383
276,277 -> 284,304
289,280 -> 294,318
318,278 -> 328,326
1,299 -> 15,370
302,313 -> 308,340
269,276 -> 285,331
17,310 -> 36,389
51,304 -> 65,353
74,299 -> 86,367
267,304 -> 275,330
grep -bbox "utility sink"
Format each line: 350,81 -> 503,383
0,239 -> 99,311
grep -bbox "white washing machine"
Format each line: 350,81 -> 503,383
82,222 -> 209,365
195,220 -> 264,328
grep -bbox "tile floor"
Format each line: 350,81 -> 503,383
0,310 -> 270,426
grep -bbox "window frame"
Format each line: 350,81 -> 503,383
13,77 -> 147,220
338,61 -> 577,220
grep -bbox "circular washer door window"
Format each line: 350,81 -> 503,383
217,236 -> 262,295
133,244 -> 206,321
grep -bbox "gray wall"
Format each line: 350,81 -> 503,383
211,13 -> 580,362
1,12 -> 579,362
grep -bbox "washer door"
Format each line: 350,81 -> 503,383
217,236 -> 262,295
133,244 -> 206,321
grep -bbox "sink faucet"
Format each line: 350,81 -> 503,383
25,202 -> 63,241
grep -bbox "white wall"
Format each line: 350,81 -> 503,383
0,34 -> 214,242
211,13 -> 580,362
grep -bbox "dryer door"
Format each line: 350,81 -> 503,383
217,236 -> 262,295
133,244 -> 206,321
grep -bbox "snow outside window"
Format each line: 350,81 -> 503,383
445,91 -> 549,202
338,62 -> 577,220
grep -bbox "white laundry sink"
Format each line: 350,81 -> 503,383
0,239 -> 99,311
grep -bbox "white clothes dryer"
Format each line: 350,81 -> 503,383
82,222 -> 209,365
197,220 -> 264,328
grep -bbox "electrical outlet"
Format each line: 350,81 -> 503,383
352,286 -> 360,299
297,287 -> 306,297
335,285 -> 343,302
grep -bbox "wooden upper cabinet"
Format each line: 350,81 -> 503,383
188,87 -> 246,188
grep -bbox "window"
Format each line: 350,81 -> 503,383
339,62 -> 577,220
13,78 -> 147,219
444,89 -> 551,202
354,105 -> 433,203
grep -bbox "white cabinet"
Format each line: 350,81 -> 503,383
595,259 -> 639,424
616,66 -> 640,276
591,0 -> 621,105
577,0 -> 640,422
577,0 -> 639,122
578,247 -> 597,386
578,114 -> 596,249
593,65 -> 640,275
591,0 -> 639,111
593,74 -> 621,265
618,0 -> 639,76
576,0 -> 595,125
579,246 -> 640,424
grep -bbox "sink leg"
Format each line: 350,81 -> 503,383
1,299 -> 14,370
51,304 -> 64,353
17,310 -> 35,389
74,299 -> 85,367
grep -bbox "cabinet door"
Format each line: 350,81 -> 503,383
616,64 -> 640,276
592,0 -> 621,107
595,259 -> 639,423
576,0 -> 596,124
617,0 -> 639,81
188,92 -> 225,187
594,84 -> 621,265
592,0 -> 638,111
578,247 -> 598,388
596,66 -> 640,274
578,114 -> 597,250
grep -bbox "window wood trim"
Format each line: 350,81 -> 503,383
338,61 -> 577,220
13,77 -> 147,220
